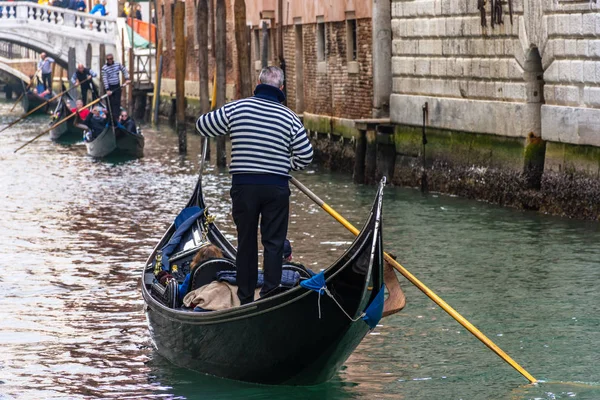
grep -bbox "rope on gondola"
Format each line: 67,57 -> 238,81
301,272 -> 385,329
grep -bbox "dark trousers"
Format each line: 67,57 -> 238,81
107,84 -> 121,123
41,73 -> 52,91
231,184 -> 290,305
80,82 -> 98,103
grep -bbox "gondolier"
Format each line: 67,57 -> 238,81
195,66 -> 313,305
37,52 -> 55,91
101,54 -> 130,123
71,63 -> 98,103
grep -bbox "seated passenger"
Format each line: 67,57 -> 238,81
156,244 -> 223,286
191,244 -> 224,270
83,106 -> 107,140
71,99 -> 90,120
118,110 -> 137,134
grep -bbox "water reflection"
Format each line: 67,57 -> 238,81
1,98 -> 600,399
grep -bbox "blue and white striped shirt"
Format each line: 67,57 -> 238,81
196,85 -> 313,178
101,62 -> 129,89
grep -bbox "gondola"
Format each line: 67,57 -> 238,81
21,84 -> 57,115
49,92 -> 84,141
141,145 -> 386,385
84,123 -> 144,158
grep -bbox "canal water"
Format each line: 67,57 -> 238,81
1,99 -> 600,399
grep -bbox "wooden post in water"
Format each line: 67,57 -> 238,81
215,0 -> 227,166
152,39 -> 163,126
197,0 -> 211,159
128,16 -> 135,112
99,44 -> 106,94
209,0 -> 216,60
234,0 -> 252,98
261,21 -> 269,68
67,47 -> 76,97
174,0 -> 187,154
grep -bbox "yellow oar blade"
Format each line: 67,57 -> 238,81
290,176 -> 537,384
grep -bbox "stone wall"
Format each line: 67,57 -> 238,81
383,0 -> 600,219
390,0 -> 600,146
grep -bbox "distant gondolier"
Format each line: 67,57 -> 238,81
38,52 -> 55,91
195,66 -> 313,305
101,54 -> 130,123
71,63 -> 98,103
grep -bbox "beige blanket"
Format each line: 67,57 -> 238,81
183,281 -> 261,311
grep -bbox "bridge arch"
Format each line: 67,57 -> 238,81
0,62 -> 31,85
0,33 -> 69,69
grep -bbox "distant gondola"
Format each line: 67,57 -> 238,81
49,92 -> 84,141
84,124 -> 144,158
21,86 -> 57,115
141,146 -> 386,385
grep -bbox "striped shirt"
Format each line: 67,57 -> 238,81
101,62 -> 129,89
196,89 -> 313,177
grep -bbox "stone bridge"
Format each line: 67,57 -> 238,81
0,2 -> 117,74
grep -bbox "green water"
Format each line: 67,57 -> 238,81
1,100 -> 599,399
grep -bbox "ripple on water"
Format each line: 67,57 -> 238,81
1,99 -> 600,399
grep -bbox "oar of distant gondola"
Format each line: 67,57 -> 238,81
0,77 -> 92,135
13,90 -> 112,153
9,68 -> 40,113
290,176 -> 538,384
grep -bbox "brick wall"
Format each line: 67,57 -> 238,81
250,18 -> 373,120
390,0 -> 600,147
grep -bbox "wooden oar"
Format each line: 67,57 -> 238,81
0,77 -> 92,134
9,68 -> 41,113
289,176 -> 538,384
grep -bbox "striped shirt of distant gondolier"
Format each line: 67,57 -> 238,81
195,97 -> 313,177
101,62 -> 129,90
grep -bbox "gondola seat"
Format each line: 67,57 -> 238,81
190,258 -> 237,292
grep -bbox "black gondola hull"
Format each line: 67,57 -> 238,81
85,126 -> 144,158
142,170 -> 385,385
21,92 -> 57,114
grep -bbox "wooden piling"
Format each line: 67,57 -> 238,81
375,126 -> 396,182
234,0 -> 252,98
128,16 -> 135,112
197,0 -> 211,160
365,130 -> 377,184
174,0 -> 187,154
261,21 -> 269,68
197,0 -> 210,113
353,129 -> 366,184
99,44 -> 106,93
151,39 -> 162,126
215,0 -> 227,167
67,47 -> 76,97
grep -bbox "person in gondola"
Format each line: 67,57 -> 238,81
70,64 -> 98,103
195,66 -> 313,305
37,52 -> 54,92
118,110 -> 137,134
71,99 -> 90,121
101,54 -> 130,124
83,106 -> 107,140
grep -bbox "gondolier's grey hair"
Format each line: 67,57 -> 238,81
259,66 -> 284,88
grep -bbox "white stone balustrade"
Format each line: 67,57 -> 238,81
0,2 -> 116,34
0,2 -> 117,75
